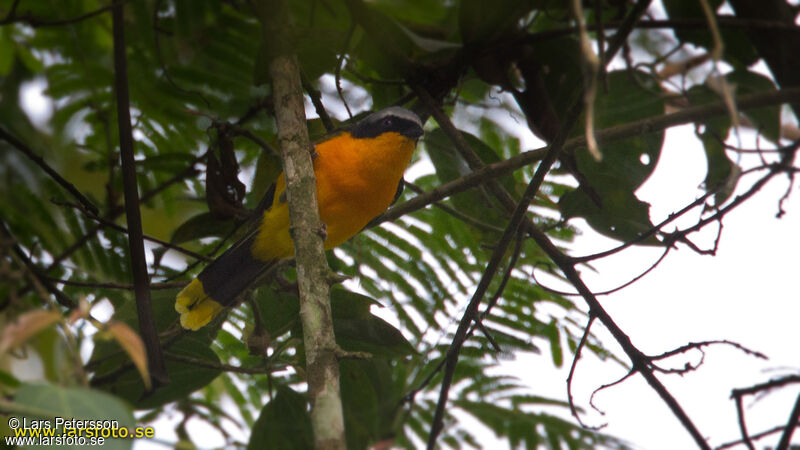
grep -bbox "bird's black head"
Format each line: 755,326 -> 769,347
350,107 -> 424,141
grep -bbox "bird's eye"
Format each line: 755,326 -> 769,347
382,117 -> 393,128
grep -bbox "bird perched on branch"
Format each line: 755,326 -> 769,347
175,107 -> 424,330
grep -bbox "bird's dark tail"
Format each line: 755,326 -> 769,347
175,234 -> 275,330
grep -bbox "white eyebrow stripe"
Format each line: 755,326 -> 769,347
367,106 -> 423,128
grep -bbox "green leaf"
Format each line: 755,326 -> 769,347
248,385 -> 313,450
255,288 -> 301,338
526,35 -> 584,120
699,131 -> 738,205
0,28 -> 15,76
11,383 -> 136,450
394,21 -> 460,53
0,369 -> 21,389
331,290 -> 415,358
371,0 -> 455,26
684,70 -> 772,201
295,28 -> 347,80
546,320 -> 563,367
663,0 -> 758,68
559,70 -> 664,244
349,5 -> 417,78
100,337 -> 222,410
727,70 -> 780,142
330,288 -> 379,319
170,212 -> 238,245
459,0 -> 533,44
560,185 -> 657,243
253,40 -> 271,87
339,359 -> 399,449
248,150 -> 283,209
88,289 -> 222,409
424,128 -> 511,231
687,82 -> 731,136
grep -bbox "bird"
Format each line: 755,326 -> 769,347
175,106 -> 424,330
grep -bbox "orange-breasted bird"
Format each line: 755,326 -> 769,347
175,107 -> 424,330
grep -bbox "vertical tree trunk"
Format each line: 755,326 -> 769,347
256,1 -> 347,449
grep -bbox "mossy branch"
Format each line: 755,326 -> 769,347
257,1 -> 346,449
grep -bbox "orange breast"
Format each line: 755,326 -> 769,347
251,131 -> 415,260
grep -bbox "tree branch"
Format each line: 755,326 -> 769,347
301,72 -> 335,133
729,375 -> 800,450
716,425 -> 791,450
111,1 -> 167,388
775,389 -> 800,450
523,16 -> 800,45
381,86 -> 800,224
0,126 -> 98,216
33,155 -> 202,287
257,0 -> 346,448
164,353 -> 283,375
0,220 -> 74,308
525,223 -> 710,448
45,277 -> 185,291
52,199 -> 212,262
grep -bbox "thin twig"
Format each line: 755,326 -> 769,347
404,182 -> 504,234
151,0 -> 210,108
0,220 -> 75,308
1,0 -> 22,22
731,375 -> 800,398
654,340 -> 767,362
716,425 -> 790,450
589,369 -> 637,415
38,155 -> 202,282
228,127 -> 280,157
46,277 -> 185,291
735,394 -> 757,450
526,2 -> 712,447
420,53 -> 586,450
52,199 -> 212,262
335,24 -> 356,118
164,353 -> 280,375
301,72 -> 335,132
566,316 -> 603,429
526,220 -> 711,448
572,0 -> 601,161
0,126 -> 98,216
479,230 -> 525,319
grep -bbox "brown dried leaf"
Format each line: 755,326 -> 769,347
106,321 -> 151,390
0,310 -> 62,354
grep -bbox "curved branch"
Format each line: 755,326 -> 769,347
566,316 -> 603,429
